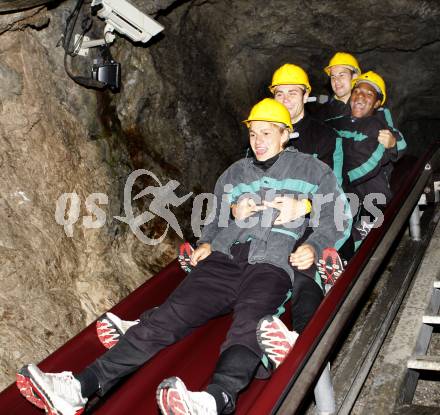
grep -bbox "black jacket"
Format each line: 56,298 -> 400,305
288,113 -> 343,185
314,98 -> 407,163
314,97 -> 350,122
329,115 -> 393,206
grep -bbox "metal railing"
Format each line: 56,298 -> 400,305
273,145 -> 440,414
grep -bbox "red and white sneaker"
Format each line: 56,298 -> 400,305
178,242 -> 194,274
317,247 -> 345,286
257,315 -> 299,369
96,312 -> 139,349
16,371 -> 46,409
157,376 -> 217,415
16,364 -> 87,415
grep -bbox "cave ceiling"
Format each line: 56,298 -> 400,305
118,0 -> 440,169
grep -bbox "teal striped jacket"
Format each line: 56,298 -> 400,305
330,115 -> 393,204
198,148 -> 352,282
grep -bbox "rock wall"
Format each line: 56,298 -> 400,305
1,0 -> 440,390
0,3 -> 180,389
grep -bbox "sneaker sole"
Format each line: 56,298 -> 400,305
178,242 -> 194,274
16,371 -> 46,410
157,377 -> 190,415
17,366 -> 60,415
256,316 -> 297,369
18,365 -> 84,415
317,263 -> 342,284
317,248 -> 344,285
96,313 -> 124,349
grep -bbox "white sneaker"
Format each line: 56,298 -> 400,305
96,312 -> 139,349
157,376 -> 217,415
18,364 -> 87,415
257,315 -> 299,369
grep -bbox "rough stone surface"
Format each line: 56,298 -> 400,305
0,2 -> 179,389
0,5 -> 49,35
1,0 -> 440,391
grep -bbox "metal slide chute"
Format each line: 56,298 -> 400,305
1,142 -> 439,414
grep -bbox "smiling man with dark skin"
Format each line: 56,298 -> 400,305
350,81 -> 381,118
329,71 -> 392,242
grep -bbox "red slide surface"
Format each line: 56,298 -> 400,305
0,148 -> 436,415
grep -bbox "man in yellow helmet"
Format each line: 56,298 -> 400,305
269,62 -> 352,315
316,52 -> 361,121
330,71 -> 391,206
328,71 -> 393,245
316,52 -> 407,163
269,63 -> 344,185
18,98 -> 351,415
256,73 -> 396,414
262,64 -> 349,415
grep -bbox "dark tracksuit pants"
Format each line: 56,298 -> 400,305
83,243 -> 292,412
290,271 -> 324,334
288,227 -> 326,335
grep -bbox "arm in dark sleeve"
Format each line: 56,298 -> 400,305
330,128 -> 344,187
326,117 -> 345,186
315,124 -> 336,169
310,119 -> 344,186
197,169 -> 230,245
376,107 -> 407,161
346,121 -> 392,186
313,100 -> 331,122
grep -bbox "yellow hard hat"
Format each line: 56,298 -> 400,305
352,71 -> 387,105
243,98 -> 293,131
324,52 -> 361,76
269,64 -> 312,93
